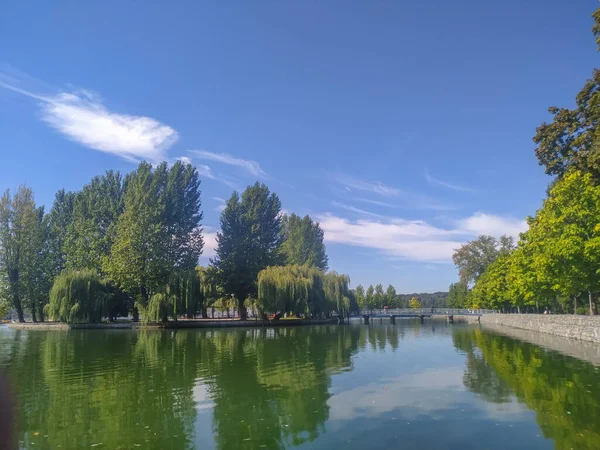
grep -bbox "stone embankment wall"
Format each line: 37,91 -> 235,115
481,314 -> 600,344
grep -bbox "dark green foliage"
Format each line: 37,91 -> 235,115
105,162 -> 169,313
44,189 -> 75,279
163,161 -> 204,269
280,213 -> 328,270
105,161 -> 204,319
45,269 -> 113,323
534,9 -> 600,178
64,170 -> 126,272
212,183 -> 282,319
0,186 -> 42,322
20,206 -> 50,322
447,281 -> 469,308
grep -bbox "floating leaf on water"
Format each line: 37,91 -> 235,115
90,443 -> 103,447
33,432 -> 40,436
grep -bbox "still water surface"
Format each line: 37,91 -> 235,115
1,322 -> 600,450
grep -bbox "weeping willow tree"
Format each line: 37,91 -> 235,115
323,272 -> 351,319
139,269 -> 202,323
197,266 -> 219,318
257,265 -> 343,319
44,269 -> 113,323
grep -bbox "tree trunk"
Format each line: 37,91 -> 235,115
238,297 -> 247,321
573,296 -> 577,315
31,308 -> 37,323
201,305 -> 207,319
535,300 -> 539,314
589,291 -> 596,316
38,305 -> 45,322
132,307 -> 139,323
13,293 -> 24,323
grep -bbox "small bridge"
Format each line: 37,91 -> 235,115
359,308 -> 495,324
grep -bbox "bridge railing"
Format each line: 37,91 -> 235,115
358,308 -> 496,316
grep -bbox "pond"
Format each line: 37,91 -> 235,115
1,321 -> 599,450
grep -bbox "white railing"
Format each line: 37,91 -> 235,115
358,308 -> 495,316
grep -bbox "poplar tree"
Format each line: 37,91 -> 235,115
212,183 -> 282,320
105,162 -> 169,320
280,213 -> 328,270
0,186 -> 42,322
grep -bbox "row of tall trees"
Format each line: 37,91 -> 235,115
0,160 -> 343,323
454,171 -> 600,314
447,7 -> 600,315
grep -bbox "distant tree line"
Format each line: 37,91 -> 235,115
0,161 -> 351,323
353,283 -> 448,311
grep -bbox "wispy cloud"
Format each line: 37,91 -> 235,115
330,201 -> 385,218
331,174 -> 459,211
333,174 -> 401,197
356,198 -> 398,208
0,75 -> 178,164
190,150 -> 266,177
213,197 -> 227,212
318,211 -> 527,263
425,169 -> 477,193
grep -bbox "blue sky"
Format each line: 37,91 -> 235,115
0,0 -> 597,292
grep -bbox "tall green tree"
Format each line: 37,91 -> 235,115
163,161 -> 204,269
354,284 -> 366,311
212,183 -> 282,320
0,186 -> 43,322
280,213 -> 328,270
385,284 -> 396,308
365,285 -> 375,312
20,206 -> 50,321
65,170 -> 126,273
527,170 -> 600,314
452,235 -> 514,285
373,283 -> 385,309
44,189 -> 75,280
105,162 -> 169,320
447,281 -> 468,308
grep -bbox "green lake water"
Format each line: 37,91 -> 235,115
1,321 -> 600,450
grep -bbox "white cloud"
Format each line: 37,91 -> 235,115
425,169 -> 478,193
190,150 -> 266,177
457,212 -> 527,239
318,211 -> 527,263
202,229 -> 218,259
319,213 -> 462,263
0,78 -> 178,163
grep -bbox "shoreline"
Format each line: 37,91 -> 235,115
7,317 -> 341,330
